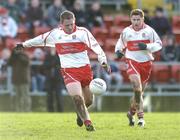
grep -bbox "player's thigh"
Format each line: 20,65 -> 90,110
82,85 -> 93,102
129,74 -> 142,90
66,82 -> 83,96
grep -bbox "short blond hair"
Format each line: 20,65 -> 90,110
130,9 -> 144,19
60,10 -> 75,23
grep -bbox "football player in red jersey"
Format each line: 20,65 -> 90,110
115,9 -> 162,127
15,10 -> 111,131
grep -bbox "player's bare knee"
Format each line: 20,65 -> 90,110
131,80 -> 139,89
132,81 -> 142,93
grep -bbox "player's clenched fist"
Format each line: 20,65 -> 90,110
102,62 -> 111,74
16,44 -> 24,50
137,42 -> 147,50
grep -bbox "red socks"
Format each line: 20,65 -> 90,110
129,107 -> 136,116
137,112 -> 144,119
84,120 -> 92,126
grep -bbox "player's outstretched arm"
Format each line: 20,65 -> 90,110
19,30 -> 55,48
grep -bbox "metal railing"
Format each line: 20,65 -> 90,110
0,61 -> 180,112
0,61 -> 179,95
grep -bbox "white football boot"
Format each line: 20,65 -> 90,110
137,118 -> 145,127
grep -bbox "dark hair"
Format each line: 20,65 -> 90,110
155,6 -> 163,12
60,10 -> 75,23
130,9 -> 144,19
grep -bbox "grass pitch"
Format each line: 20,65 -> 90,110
0,112 -> 180,140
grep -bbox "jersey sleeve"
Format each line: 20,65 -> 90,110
84,29 -> 107,64
23,30 -> 55,48
115,31 -> 126,53
146,28 -> 162,53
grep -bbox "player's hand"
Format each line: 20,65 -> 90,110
137,42 -> 147,50
115,50 -> 124,59
102,62 -> 111,74
16,43 -> 24,50
13,44 -> 24,54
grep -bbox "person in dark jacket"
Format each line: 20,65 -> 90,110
43,48 -> 64,112
150,7 -> 172,38
161,35 -> 178,62
87,1 -> 104,29
71,0 -> 88,28
8,47 -> 31,112
25,0 -> 44,36
46,0 -> 66,27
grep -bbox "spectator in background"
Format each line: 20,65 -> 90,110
161,35 -> 178,62
16,0 -> 26,8
176,45 -> 180,61
25,0 -> 44,37
46,0 -> 66,28
150,7 -> 172,38
0,48 -> 11,90
143,9 -> 151,26
0,56 -> 6,89
63,0 -> 74,10
71,0 -> 88,28
43,48 -> 64,112
31,48 -> 46,92
103,61 -> 123,91
0,7 -> 17,48
87,1 -> 104,29
3,0 -> 22,23
15,0 -> 27,23
8,47 -> 31,112
91,63 -> 99,78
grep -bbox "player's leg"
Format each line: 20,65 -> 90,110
127,96 -> 136,126
66,82 -> 90,121
136,61 -> 152,127
76,64 -> 95,131
66,82 -> 94,131
136,82 -> 147,127
81,86 -> 95,131
75,86 -> 93,128
82,86 -> 94,108
128,74 -> 143,126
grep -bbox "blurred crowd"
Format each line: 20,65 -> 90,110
0,0 -> 180,111
0,0 -> 179,61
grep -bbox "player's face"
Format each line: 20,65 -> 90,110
61,18 -> 75,34
130,15 -> 144,30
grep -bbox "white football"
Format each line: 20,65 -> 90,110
89,78 -> 107,95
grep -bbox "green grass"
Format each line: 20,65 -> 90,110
0,113 -> 180,140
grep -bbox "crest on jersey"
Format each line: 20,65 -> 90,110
142,33 -> 146,38
72,35 -> 76,39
